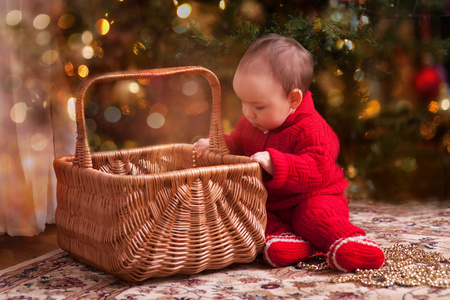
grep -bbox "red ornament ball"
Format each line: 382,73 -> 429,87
413,67 -> 443,99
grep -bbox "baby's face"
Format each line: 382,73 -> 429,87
233,62 -> 294,133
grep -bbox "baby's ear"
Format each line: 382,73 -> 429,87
288,89 -> 303,109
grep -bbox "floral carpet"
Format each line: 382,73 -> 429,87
1,200 -> 449,300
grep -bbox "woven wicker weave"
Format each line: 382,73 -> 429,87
53,66 -> 267,282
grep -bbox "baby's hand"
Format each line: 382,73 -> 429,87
249,151 -> 273,175
192,138 -> 210,158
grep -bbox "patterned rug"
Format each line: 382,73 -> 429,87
1,200 -> 449,300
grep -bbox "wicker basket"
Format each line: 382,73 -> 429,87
53,66 -> 267,282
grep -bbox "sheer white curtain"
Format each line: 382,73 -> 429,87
0,0 -> 75,236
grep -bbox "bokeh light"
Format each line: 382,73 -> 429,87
86,118 -> 97,134
128,82 -> 140,94
219,0 -> 226,10
6,10 -> 22,26
420,122 -> 436,140
78,65 -> 89,78
104,106 -> 122,123
33,14 -> 50,30
365,100 -> 381,117
172,21 -> 189,34
100,139 -> 118,151
68,33 -> 83,49
147,112 -> 165,129
22,155 -> 36,171
95,19 -> 110,35
82,46 -> 94,59
30,133 -> 48,151
36,31 -> 51,45
82,31 -> 93,44
428,101 -> 439,113
10,102 -> 27,123
177,4 -> 192,19
67,97 -> 76,121
65,62 -> 75,76
41,50 -> 59,65
58,14 -> 75,29
440,98 -> 449,110
184,99 -> 208,116
182,80 -> 199,96
346,164 -> 357,179
327,89 -> 344,107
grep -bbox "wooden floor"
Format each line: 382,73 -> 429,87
0,224 -> 60,270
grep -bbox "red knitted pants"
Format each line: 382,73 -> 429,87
266,194 -> 365,252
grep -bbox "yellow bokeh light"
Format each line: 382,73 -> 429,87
177,4 -> 192,19
133,42 -> 146,55
95,19 -> 110,35
219,0 -> 226,10
78,65 -> 89,78
364,100 -> 381,118
67,97 -> 76,121
128,82 -> 140,93
10,102 -> 27,123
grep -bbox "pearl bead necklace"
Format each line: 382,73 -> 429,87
297,244 -> 450,288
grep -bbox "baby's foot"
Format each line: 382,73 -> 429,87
263,232 -> 313,267
327,236 -> 385,272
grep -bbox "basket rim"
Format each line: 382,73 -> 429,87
54,144 -> 260,181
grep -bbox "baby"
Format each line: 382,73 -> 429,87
193,34 -> 384,271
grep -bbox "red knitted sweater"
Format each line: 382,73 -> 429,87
225,91 -> 349,211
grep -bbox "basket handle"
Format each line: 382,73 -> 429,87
73,66 -> 229,168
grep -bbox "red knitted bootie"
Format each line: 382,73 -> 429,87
327,236 -> 385,272
263,233 -> 314,267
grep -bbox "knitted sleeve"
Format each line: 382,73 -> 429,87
264,122 -> 342,193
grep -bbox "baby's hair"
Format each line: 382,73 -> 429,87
238,33 -> 314,96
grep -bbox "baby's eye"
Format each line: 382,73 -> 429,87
255,106 -> 265,110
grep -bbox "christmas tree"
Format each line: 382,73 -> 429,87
52,0 -> 450,201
